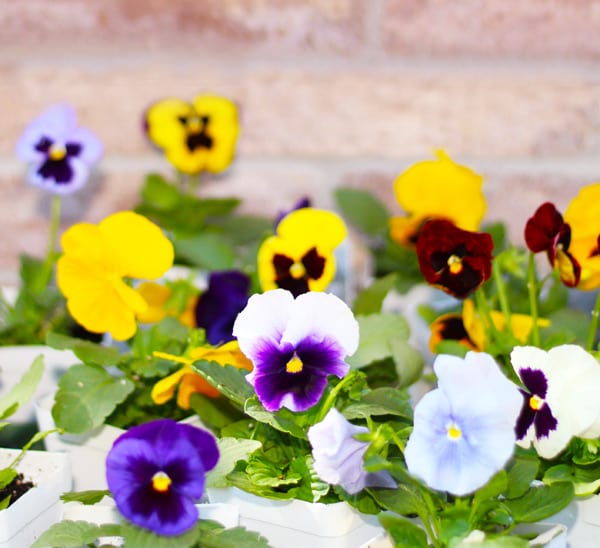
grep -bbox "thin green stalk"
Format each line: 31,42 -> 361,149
188,173 -> 201,196
314,371 -> 359,424
474,287 -> 500,347
36,195 -> 61,293
586,290 -> 600,351
527,252 -> 541,347
492,257 -> 512,329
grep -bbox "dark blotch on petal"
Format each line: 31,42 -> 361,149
519,367 -> 548,399
534,403 -> 558,439
37,158 -> 74,184
515,389 -> 536,440
302,247 -> 326,280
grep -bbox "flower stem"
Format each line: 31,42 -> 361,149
36,195 -> 61,293
492,256 -> 512,328
188,173 -> 201,197
586,290 -> 600,351
474,287 -> 499,347
314,371 -> 359,424
527,252 -> 541,347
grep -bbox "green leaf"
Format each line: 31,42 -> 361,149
206,438 -> 262,488
343,387 -> 413,420
197,521 -> 272,548
121,519 -> 202,548
503,481 -> 574,523
31,521 -> 123,548
61,490 -> 111,505
347,313 -> 410,369
353,273 -> 398,315
505,457 -> 539,499
389,339 -> 424,388
53,364 -> 135,433
140,173 -> 180,209
0,354 -> 44,420
244,399 -> 307,439
46,332 -> 120,366
334,188 -> 390,238
449,534 -> 528,548
0,467 -> 17,489
174,233 -> 236,270
287,455 -> 330,502
0,494 -> 10,510
246,455 -> 301,487
378,513 -> 428,548
191,360 -> 255,407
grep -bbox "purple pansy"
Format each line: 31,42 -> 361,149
194,270 -> 251,345
16,103 -> 102,195
106,419 -> 219,536
405,352 -> 522,496
308,408 -> 396,494
511,345 -> 600,459
232,289 -> 359,412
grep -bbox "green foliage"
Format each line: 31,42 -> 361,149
31,521 -> 123,548
0,354 -> 44,420
334,187 -> 391,238
61,490 -> 111,505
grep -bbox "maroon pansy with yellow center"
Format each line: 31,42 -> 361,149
524,202 -> 581,287
416,219 -> 493,299
257,208 -> 346,297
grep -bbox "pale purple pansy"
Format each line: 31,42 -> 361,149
16,103 -> 102,194
511,345 -> 600,459
405,352 -> 522,496
232,289 -> 359,412
308,408 -> 396,494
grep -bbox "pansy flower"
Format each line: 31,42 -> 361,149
389,150 -> 486,247
136,281 -> 197,328
152,341 -> 253,407
194,270 -> 251,345
511,345 -> 600,459
564,183 -> 600,290
404,352 -> 522,496
57,211 -> 174,341
308,408 -> 396,494
16,103 -> 102,194
525,202 -> 580,287
106,419 -> 218,536
232,289 -> 359,412
430,299 -> 550,352
257,208 -> 347,297
416,219 -> 493,299
145,94 -> 239,175
274,196 -> 312,229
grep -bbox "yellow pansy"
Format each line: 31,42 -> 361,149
257,208 -> 347,296
145,94 -> 239,175
136,281 -> 197,328
152,341 -> 253,409
57,211 -> 174,341
390,150 -> 486,247
564,183 -> 600,290
462,299 -> 550,350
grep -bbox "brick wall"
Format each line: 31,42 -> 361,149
2,0 -> 600,282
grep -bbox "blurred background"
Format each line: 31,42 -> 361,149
2,0 -> 600,283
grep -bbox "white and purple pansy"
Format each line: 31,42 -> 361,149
511,345 -> 600,459
405,352 -> 522,496
16,103 -> 102,194
232,289 -> 359,412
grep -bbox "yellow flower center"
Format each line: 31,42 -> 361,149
289,262 -> 306,279
447,422 -> 462,441
187,116 -> 202,132
49,144 -> 66,161
447,254 -> 463,275
529,394 -> 544,411
286,355 -> 303,374
151,471 -> 172,493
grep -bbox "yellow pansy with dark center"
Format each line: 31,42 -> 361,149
152,471 -> 172,493
258,208 -> 347,297
286,354 -> 303,374
447,422 -> 462,441
178,114 -> 214,153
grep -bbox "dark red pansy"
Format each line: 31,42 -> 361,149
524,202 -> 581,287
416,219 -> 493,299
